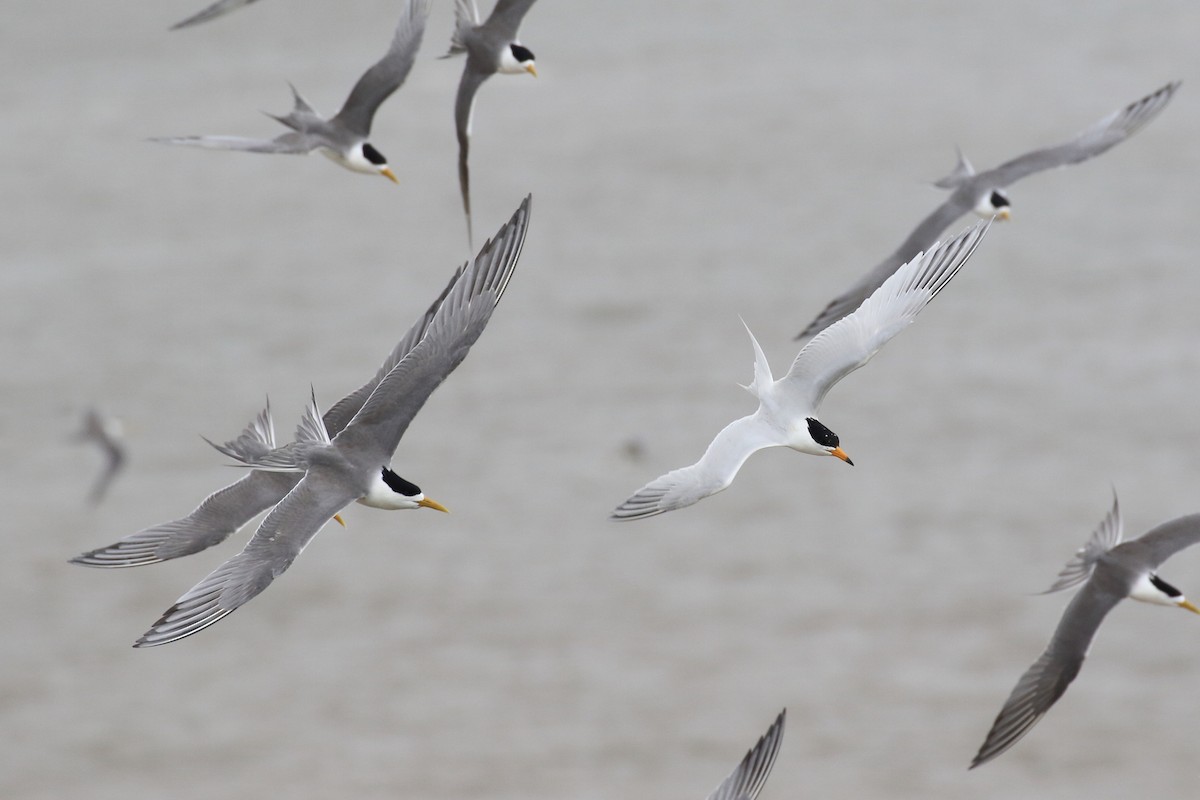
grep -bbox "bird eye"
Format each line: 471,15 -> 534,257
361,143 -> 387,166
381,467 -> 420,497
805,418 -> 840,448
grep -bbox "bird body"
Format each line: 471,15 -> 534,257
443,0 -> 539,246
611,220 -> 989,521
73,196 -> 531,648
796,81 -> 1180,340
155,0 -> 433,183
971,494 -> 1200,767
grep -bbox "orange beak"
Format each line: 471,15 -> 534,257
830,447 -> 854,466
418,497 -> 449,513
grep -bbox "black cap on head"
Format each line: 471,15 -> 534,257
989,190 -> 1010,209
510,43 -> 535,63
381,467 -> 420,497
805,418 -> 840,448
362,142 -> 387,166
1150,573 -> 1183,598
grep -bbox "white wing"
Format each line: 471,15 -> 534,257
783,220 -> 988,412
611,414 -> 782,521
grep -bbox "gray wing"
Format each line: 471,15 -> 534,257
980,81 -> 1180,187
170,0 -> 262,29
483,0 -> 538,39
970,580 -> 1124,768
706,709 -> 786,800
1041,492 -> 1123,594
71,471 -> 300,567
203,399 -> 276,464
794,197 -> 969,341
332,196 -> 530,466
150,132 -> 319,155
88,437 -> 126,505
333,0 -> 433,137
454,66 -> 491,248
321,266 -> 468,434
1124,512 -> 1200,570
785,221 -> 988,411
134,470 -> 356,647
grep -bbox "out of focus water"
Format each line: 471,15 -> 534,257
4,1 -> 1200,798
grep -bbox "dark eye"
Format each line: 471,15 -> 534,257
989,190 -> 1010,208
806,418 -> 840,448
510,43 -> 535,62
362,143 -> 387,166
381,467 -> 420,497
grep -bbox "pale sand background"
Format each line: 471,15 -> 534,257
4,1 -> 1200,798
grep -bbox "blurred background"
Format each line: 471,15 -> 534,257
3,1 -> 1200,798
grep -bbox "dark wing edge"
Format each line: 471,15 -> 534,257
706,709 -> 786,800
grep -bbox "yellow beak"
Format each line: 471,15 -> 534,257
418,497 -> 449,513
333,513 -> 346,528
380,167 -> 399,184
1179,598 -> 1200,615
525,63 -> 538,78
996,208 -> 1012,221
830,446 -> 854,466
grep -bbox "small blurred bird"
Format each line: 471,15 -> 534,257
74,407 -> 127,505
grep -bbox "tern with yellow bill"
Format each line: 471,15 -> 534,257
796,81 -> 1180,340
154,0 -> 432,184
611,220 -> 989,521
972,492 -> 1200,767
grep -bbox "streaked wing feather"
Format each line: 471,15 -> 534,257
785,221 -> 988,411
983,81 -> 1180,186
71,471 -> 300,567
170,0 -> 262,29
1042,493 -> 1123,594
134,471 -> 356,647
610,414 -> 780,521
970,580 -> 1123,767
332,196 -> 530,465
706,709 -> 786,800
151,133 -> 317,155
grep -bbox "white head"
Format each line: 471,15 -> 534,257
324,141 -> 398,183
974,188 -> 1011,221
358,467 -> 448,512
499,42 -> 538,77
800,417 -> 854,464
1130,571 -> 1200,613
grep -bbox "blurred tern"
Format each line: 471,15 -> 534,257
171,0 -> 262,29
706,709 -> 786,800
971,492 -> 1200,768
442,0 -> 539,246
155,0 -> 432,183
796,81 -> 1180,340
75,407 -> 127,505
611,221 -> 988,521
72,196 -> 530,647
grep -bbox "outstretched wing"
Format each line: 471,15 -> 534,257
150,132 -> 318,155
1042,492 -> 1123,594
170,0 -> 262,30
72,471 -> 301,567
970,580 -> 1124,768
785,221 -> 988,412
706,709 -> 786,800
332,196 -> 530,466
454,66 -> 491,248
610,414 -> 780,521
134,470 -> 357,647
333,0 -> 433,137
483,0 -> 538,39
1124,511 -> 1200,570
982,81 -> 1180,187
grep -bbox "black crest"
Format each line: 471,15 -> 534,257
805,418 -> 840,448
381,467 -> 421,497
989,190 -> 1010,209
510,43 -> 535,63
361,142 -> 387,166
1150,573 -> 1183,598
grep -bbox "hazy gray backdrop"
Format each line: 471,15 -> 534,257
4,1 -> 1200,798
